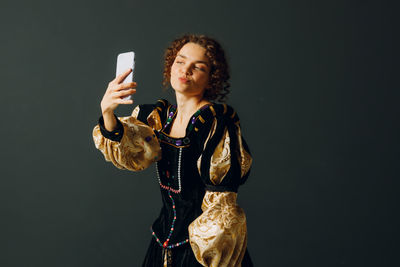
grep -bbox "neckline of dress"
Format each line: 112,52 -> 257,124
161,103 -> 213,139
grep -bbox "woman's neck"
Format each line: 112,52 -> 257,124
174,93 -> 210,124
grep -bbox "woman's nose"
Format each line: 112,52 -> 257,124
180,64 -> 192,75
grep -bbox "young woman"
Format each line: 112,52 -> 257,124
93,34 -> 253,266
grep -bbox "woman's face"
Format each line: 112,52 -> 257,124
170,42 -> 210,98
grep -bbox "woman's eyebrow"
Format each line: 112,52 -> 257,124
177,54 -> 209,66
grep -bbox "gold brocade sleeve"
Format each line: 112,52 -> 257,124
236,125 -> 252,179
197,118 -> 252,185
188,191 -> 247,267
191,115 -> 252,266
92,106 -> 161,171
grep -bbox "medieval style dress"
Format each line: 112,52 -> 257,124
92,99 -> 253,266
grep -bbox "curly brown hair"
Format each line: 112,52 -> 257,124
162,34 -> 230,102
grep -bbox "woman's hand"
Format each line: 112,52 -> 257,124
100,68 -> 137,131
101,68 -> 137,114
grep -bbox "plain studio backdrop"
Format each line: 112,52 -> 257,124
0,0 -> 398,266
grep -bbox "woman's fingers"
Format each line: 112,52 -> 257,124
101,71 -> 135,113
115,98 -> 134,105
115,89 -> 136,98
106,82 -> 136,95
114,68 -> 132,84
115,82 -> 137,91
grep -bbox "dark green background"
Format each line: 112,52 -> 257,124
0,0 -> 398,266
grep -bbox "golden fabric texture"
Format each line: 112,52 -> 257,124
192,120 -> 252,266
197,118 -> 218,177
209,127 -> 231,185
236,126 -> 252,178
131,105 -> 140,118
209,124 -> 253,185
189,191 -> 247,267
198,121 -> 252,184
92,106 -> 161,171
146,108 -> 163,131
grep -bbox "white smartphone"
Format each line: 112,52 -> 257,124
116,51 -> 135,100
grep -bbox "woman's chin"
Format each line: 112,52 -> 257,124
171,83 -> 206,98
172,85 -> 191,94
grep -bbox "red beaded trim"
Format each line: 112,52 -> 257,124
158,182 -> 181,194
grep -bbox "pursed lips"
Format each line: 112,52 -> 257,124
178,77 -> 190,83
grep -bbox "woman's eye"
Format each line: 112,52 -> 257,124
176,61 -> 184,64
195,66 -> 205,71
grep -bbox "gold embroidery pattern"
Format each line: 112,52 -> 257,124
147,109 -> 163,131
157,99 -> 166,106
209,127 -> 231,185
223,104 -> 227,114
198,118 -> 252,184
198,115 -> 205,123
209,105 -> 216,116
131,105 -> 140,118
188,191 -> 247,267
236,126 -> 252,178
197,119 -> 217,177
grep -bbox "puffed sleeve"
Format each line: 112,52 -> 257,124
92,105 -> 162,171
188,105 -> 252,267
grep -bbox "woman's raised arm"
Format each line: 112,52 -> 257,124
100,68 -> 137,131
92,70 -> 161,172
